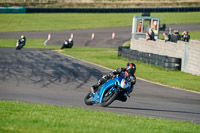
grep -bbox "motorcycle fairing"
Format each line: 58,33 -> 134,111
99,78 -> 118,103
91,92 -> 100,104
117,73 -> 131,92
91,77 -> 118,104
90,73 -> 132,104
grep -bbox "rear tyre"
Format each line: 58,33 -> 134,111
101,88 -> 119,107
84,92 -> 93,105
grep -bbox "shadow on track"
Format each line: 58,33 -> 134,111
0,48 -> 104,88
108,106 -> 200,115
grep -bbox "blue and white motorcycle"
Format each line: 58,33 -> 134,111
84,73 -> 134,107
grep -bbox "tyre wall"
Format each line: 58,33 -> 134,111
118,46 -> 181,71
130,38 -> 200,76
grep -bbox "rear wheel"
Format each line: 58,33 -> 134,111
101,88 -> 119,107
84,92 -> 93,105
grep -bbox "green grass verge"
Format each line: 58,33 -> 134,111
0,39 -> 200,92
0,12 -> 200,32
189,31 -> 200,40
1,100 -> 200,133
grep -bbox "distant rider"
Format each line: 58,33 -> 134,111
61,38 -> 73,49
91,62 -> 136,101
16,35 -> 26,50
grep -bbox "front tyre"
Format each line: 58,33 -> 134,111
84,92 -> 93,105
101,88 -> 119,107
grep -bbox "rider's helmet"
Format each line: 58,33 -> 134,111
21,35 -> 24,39
126,62 -> 136,76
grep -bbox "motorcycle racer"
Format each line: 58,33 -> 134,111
16,35 -> 26,50
91,62 -> 136,101
61,38 -> 73,49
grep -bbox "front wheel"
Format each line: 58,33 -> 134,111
84,91 -> 93,105
101,88 -> 119,107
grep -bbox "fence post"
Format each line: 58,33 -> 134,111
183,43 -> 189,72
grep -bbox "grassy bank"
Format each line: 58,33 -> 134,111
0,12 -> 200,32
0,100 -> 199,133
189,31 -> 200,40
0,39 -> 199,92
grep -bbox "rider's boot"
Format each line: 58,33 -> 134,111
91,85 -> 99,94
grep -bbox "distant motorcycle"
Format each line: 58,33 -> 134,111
16,40 -> 25,50
84,73 -> 134,107
61,39 -> 73,49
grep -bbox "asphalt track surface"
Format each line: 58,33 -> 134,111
0,24 -> 200,123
